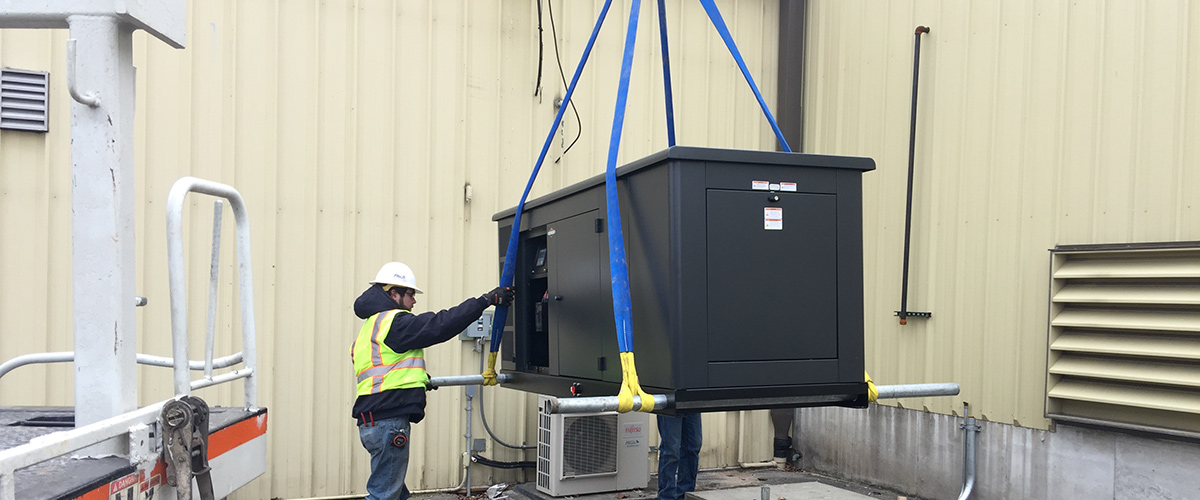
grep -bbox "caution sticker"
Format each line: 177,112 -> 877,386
752,180 -> 770,190
780,182 -> 797,192
764,207 -> 783,230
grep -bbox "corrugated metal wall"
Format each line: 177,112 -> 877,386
0,1 -> 781,498
805,0 -> 1200,429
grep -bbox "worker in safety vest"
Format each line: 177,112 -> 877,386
351,261 -> 514,500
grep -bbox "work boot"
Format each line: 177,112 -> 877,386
773,437 -> 802,465
773,437 -> 791,464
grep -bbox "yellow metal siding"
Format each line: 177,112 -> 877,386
806,0 -> 1200,430
0,1 -> 778,497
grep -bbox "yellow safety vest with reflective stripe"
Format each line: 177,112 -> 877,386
351,309 -> 428,396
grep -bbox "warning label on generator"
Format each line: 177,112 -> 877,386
764,207 -> 782,230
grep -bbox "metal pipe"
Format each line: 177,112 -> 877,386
167,177 -> 259,408
737,410 -> 776,468
899,25 -> 930,325
956,402 -> 980,500
0,351 -> 245,380
65,39 -> 100,107
138,352 -> 244,371
875,382 -> 959,399
190,368 -> 253,391
464,381 -> 473,494
427,373 -> 513,388
546,394 -> 671,414
205,200 -> 224,378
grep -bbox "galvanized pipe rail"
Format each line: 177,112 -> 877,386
427,374 -> 513,389
427,376 -> 960,414
166,177 -> 259,408
0,351 -> 245,381
876,382 -> 959,399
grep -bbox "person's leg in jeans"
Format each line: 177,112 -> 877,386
676,412 -> 703,495
358,416 -> 413,500
657,414 -> 683,500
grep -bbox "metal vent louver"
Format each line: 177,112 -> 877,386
0,68 -> 50,132
1046,244 -> 1200,438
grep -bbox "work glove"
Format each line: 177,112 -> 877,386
484,286 -> 516,307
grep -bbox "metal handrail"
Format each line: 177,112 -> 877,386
0,351 -> 244,382
166,177 -> 259,408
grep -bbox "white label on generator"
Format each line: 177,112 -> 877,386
752,180 -> 770,190
769,183 -> 781,191
780,182 -> 797,192
764,207 -> 783,230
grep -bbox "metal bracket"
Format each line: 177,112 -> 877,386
66,40 -> 101,108
127,423 -> 157,466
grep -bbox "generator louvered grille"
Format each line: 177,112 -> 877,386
0,69 -> 50,132
1046,244 -> 1200,438
561,414 -> 618,477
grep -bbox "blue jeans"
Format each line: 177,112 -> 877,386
358,416 -> 412,500
657,412 -> 702,500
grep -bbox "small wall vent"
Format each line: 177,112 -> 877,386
0,68 -> 50,132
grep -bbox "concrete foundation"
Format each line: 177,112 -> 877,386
797,404 -> 1200,500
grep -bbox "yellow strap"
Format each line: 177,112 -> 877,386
616,352 -> 655,413
481,351 -> 500,386
865,370 -> 878,402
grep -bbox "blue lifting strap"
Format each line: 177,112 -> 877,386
697,0 -> 792,152
488,0 -> 616,354
490,0 -> 793,356
606,0 -> 643,353
657,0 -> 677,147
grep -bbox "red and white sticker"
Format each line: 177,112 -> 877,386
751,180 -> 770,190
780,182 -> 797,192
764,207 -> 783,230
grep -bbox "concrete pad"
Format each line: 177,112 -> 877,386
688,481 -> 877,500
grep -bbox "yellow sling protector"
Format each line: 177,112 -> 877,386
617,352 -> 655,412
865,371 -> 879,402
481,351 -> 500,386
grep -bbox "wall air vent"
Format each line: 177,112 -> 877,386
1046,242 -> 1200,439
0,68 -> 50,132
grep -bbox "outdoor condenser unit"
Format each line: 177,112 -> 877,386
536,395 -> 649,497
495,147 -> 876,413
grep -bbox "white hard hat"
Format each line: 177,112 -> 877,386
370,262 -> 423,293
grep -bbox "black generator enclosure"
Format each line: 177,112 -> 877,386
493,147 -> 876,413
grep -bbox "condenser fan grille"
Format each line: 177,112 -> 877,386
561,414 -> 618,477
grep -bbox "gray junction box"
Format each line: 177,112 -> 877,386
493,147 -> 876,413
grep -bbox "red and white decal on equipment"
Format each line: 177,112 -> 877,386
764,207 -> 783,230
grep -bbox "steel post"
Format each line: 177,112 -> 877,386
67,15 -> 138,433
